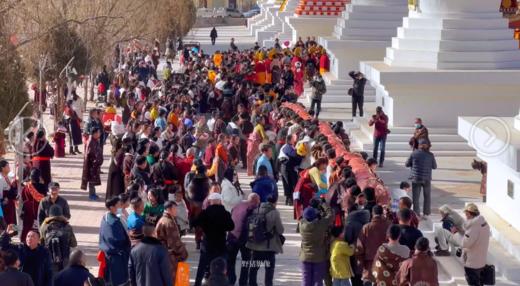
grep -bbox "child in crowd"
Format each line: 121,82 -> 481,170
173,189 -> 189,236
391,181 -> 411,212
330,226 -> 354,286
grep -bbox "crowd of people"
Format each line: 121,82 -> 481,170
0,32 -> 493,286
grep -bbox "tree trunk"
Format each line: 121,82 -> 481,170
89,72 -> 95,102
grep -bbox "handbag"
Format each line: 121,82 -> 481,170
482,264 -> 495,285
175,261 -> 190,286
348,88 -> 353,96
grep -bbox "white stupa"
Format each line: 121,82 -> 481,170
361,0 -> 520,128
319,0 -> 408,79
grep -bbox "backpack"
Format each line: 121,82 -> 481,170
247,206 -> 274,245
44,221 -> 69,266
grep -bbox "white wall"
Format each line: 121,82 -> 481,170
487,159 -> 520,232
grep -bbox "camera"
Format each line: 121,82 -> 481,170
455,248 -> 462,257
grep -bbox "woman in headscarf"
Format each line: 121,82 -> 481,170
32,128 -> 55,186
246,116 -> 267,176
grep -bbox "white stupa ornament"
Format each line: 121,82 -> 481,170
385,0 -> 520,69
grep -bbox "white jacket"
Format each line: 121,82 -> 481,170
221,178 -> 243,212
461,215 -> 490,269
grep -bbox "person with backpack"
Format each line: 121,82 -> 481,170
37,182 -> 71,227
227,193 -> 261,285
39,205 -> 77,272
309,74 -> 327,118
245,195 -> 284,286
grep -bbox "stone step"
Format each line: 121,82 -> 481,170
338,18 -> 404,29
397,26 -> 513,41
347,3 -> 409,14
337,27 -> 403,38
347,117 -> 477,157
392,37 -> 519,52
363,141 -> 475,152
403,17 -> 510,30
387,47 -> 520,63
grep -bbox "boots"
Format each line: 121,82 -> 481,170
69,146 -> 76,155
74,146 -> 82,154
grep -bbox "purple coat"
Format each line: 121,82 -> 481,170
228,201 -> 256,244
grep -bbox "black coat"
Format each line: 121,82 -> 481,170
54,265 -> 90,286
349,71 -> 367,98
405,149 -> 437,182
1,233 -> 53,286
192,204 -> 234,256
343,209 -> 370,244
0,267 -> 34,286
399,225 -> 423,251
129,237 -> 173,286
187,176 -> 210,203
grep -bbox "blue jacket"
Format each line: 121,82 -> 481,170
99,212 -> 131,286
252,176 -> 278,203
54,265 -> 90,286
256,154 -> 274,178
127,211 -> 145,231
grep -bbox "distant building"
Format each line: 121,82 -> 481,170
194,0 -> 256,11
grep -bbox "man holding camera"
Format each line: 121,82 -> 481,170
349,71 -> 367,117
309,74 -> 327,118
368,106 -> 389,167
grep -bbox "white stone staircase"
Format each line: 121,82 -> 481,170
347,117 -> 476,157
319,0 -> 408,80
248,1 -> 279,37
263,0 -> 300,47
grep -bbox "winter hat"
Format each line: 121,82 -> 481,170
49,204 -> 63,217
303,207 -> 318,222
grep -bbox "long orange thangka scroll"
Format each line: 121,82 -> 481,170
282,102 -> 390,204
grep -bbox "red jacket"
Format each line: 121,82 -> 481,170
369,113 -> 389,139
